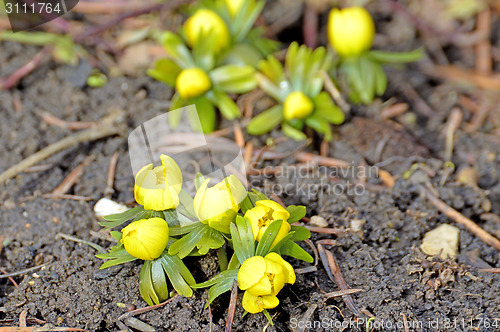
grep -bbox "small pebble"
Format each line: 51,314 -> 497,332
309,215 -> 328,227
420,224 -> 460,259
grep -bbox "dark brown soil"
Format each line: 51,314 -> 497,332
1,2 -> 500,331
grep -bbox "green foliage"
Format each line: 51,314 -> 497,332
248,42 -> 345,141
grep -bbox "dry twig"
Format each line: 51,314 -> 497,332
419,186 -> 500,251
225,281 -> 238,332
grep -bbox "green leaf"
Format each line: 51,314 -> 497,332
269,232 -> 294,253
178,190 -> 197,219
282,123 -> 307,141
210,65 -> 256,94
286,205 -> 307,223
192,29 -> 217,71
313,92 -> 344,125
151,259 -> 169,302
367,48 -> 423,64
191,97 -> 216,133
279,240 -> 313,263
195,172 -> 206,191
255,219 -> 283,256
99,206 -> 144,228
232,0 -> 265,42
162,209 -> 180,227
239,195 -> 254,214
373,61 -> 388,96
139,261 -> 159,305
197,227 -> 226,255
305,115 -> 333,141
259,55 -> 284,85
263,309 -> 274,325
147,59 -> 182,87
246,105 -> 283,135
110,231 -> 122,242
98,252 -> 137,269
161,31 -> 195,68
159,251 -> 195,297
290,225 -> 311,241
247,27 -> 280,56
206,90 -> 241,120
169,222 -> 205,237
192,269 -> 238,307
169,93 -> 185,117
231,215 -> 255,263
255,73 -> 286,103
168,223 -> 208,258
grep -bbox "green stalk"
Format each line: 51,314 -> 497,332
216,246 -> 229,271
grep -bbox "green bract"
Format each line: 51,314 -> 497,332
247,42 -> 345,141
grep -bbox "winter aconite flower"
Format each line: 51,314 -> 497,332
328,7 -> 375,57
284,91 -> 314,120
194,175 -> 247,233
184,9 -> 230,50
176,68 -> 212,99
245,200 -> 290,246
225,0 -> 245,16
134,155 -> 183,211
237,253 -> 296,313
121,218 -> 169,260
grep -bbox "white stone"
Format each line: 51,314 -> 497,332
94,198 -> 129,219
420,224 -> 460,259
310,215 -> 329,227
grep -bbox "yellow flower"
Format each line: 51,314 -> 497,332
327,7 -> 375,57
237,253 -> 296,313
184,9 -> 230,50
242,291 -> 279,314
193,175 -> 247,233
283,91 -> 314,120
225,0 -> 245,16
176,68 -> 212,99
134,155 -> 182,211
121,217 -> 169,260
245,200 -> 290,246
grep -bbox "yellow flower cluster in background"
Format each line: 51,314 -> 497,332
245,200 -> 291,246
121,217 -> 169,260
237,253 -> 296,313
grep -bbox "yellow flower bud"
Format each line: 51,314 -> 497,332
242,291 -> 279,314
284,91 -> 314,120
327,7 -> 375,57
245,200 -> 290,246
176,68 -> 212,100
121,218 -> 169,260
225,0 -> 245,16
134,155 -> 183,211
193,175 -> 247,233
184,9 -> 230,50
237,253 -> 295,313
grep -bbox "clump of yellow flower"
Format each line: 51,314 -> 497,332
134,155 -> 182,211
176,68 -> 212,99
237,253 -> 296,313
184,9 -> 230,50
121,217 -> 169,260
327,7 -> 375,57
245,200 -> 290,246
283,91 -> 314,120
193,175 -> 247,233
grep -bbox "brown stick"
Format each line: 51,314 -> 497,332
225,280 -> 238,332
39,111 -> 97,130
52,156 -> 93,196
475,9 -> 492,76
428,65 -> 500,91
0,268 -> 19,288
0,111 -> 124,186
0,46 -> 51,90
323,288 -> 364,299
317,244 -> 361,316
419,186 -> 500,251
294,151 -> 350,168
117,295 -> 179,321
105,152 -> 120,197
321,71 -> 350,113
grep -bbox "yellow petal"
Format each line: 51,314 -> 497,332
260,295 -> 279,310
193,178 -> 210,221
244,206 -> 267,240
121,218 -> 169,260
256,200 -> 290,221
271,221 -> 291,247
328,7 -> 374,57
284,91 -> 314,120
242,291 -> 263,314
176,67 -> 212,99
237,256 -> 266,290
134,164 -> 153,205
161,154 -> 183,194
247,275 -> 273,296
264,258 -> 285,295
265,253 -> 296,284
142,186 -> 178,211
184,9 -> 230,50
